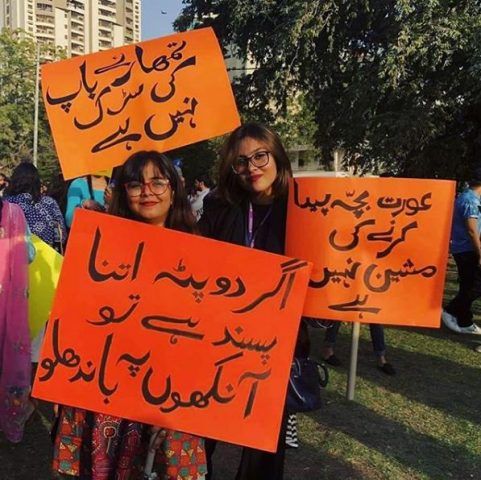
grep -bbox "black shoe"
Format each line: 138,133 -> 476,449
378,362 -> 396,375
323,354 -> 341,367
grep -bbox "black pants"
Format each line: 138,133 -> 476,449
324,322 -> 386,357
205,412 -> 288,480
446,251 -> 481,327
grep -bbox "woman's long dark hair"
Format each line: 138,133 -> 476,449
109,151 -> 196,233
5,163 -> 42,202
218,122 -> 292,205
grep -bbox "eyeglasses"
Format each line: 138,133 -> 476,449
232,150 -> 271,174
124,179 -> 170,197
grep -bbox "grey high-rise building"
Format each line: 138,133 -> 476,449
0,0 -> 141,56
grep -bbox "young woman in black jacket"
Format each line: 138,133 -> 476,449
198,122 -> 309,480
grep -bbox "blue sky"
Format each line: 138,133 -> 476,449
141,0 -> 185,40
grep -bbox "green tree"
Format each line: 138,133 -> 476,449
0,29 -> 63,178
176,1 -> 481,179
168,138 -> 222,189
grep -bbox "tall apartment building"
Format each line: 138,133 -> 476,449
0,0 -> 141,56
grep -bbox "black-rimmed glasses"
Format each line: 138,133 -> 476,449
124,179 -> 170,197
232,150 -> 271,174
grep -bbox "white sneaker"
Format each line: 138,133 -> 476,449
458,323 -> 481,335
441,310 -> 461,333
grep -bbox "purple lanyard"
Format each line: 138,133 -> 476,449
246,202 -> 273,248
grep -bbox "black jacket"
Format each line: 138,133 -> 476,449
198,190 -> 287,254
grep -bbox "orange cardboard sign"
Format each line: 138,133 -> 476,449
286,177 -> 455,327
41,28 -> 240,180
32,210 -> 311,452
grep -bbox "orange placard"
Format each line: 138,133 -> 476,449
41,28 -> 240,180
32,210 -> 311,452
286,177 -> 455,327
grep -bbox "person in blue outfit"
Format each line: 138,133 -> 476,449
65,174 -> 109,228
442,167 -> 481,334
4,162 -> 66,252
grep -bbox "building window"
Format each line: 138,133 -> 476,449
37,4 -> 53,12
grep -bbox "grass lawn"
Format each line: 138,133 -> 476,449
1,261 -> 480,479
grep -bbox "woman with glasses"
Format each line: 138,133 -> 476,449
52,151 -> 207,480
198,123 -> 310,480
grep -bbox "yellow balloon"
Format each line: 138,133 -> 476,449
28,235 -> 63,339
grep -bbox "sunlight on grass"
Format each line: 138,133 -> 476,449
302,314 -> 481,479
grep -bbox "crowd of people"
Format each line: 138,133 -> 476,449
1,122 -> 480,479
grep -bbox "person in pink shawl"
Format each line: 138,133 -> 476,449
0,197 -> 32,443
